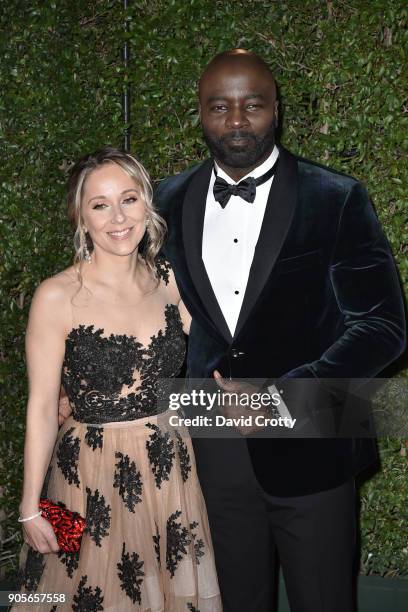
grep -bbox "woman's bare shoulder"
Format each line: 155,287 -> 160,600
32,266 -> 80,309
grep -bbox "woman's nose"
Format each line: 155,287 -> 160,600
111,204 -> 126,223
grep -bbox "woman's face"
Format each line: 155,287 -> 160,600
81,162 -> 147,259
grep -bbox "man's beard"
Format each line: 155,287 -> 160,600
202,123 -> 276,169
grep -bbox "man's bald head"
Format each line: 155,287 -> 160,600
199,49 -> 277,100
198,49 -> 279,179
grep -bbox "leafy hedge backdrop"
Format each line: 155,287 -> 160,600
0,0 -> 407,581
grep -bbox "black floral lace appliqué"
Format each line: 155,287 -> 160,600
56,427 -> 81,487
85,426 -> 104,451
85,487 -> 111,547
190,521 -> 205,564
146,423 -> 175,488
61,304 -> 185,424
117,542 -> 145,605
153,522 -> 161,566
20,548 -> 44,592
155,256 -> 171,285
113,452 -> 143,512
176,431 -> 192,483
166,510 -> 191,578
187,604 -> 200,612
58,549 -> 80,579
72,575 -> 104,611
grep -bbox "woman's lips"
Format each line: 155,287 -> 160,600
107,227 -> 133,240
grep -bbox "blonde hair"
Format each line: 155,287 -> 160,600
67,146 -> 166,279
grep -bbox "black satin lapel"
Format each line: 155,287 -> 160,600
159,168 -> 219,344
182,159 -> 233,343
234,147 -> 298,339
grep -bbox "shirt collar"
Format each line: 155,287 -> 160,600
214,145 -> 279,184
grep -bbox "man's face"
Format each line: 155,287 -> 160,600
199,61 -> 278,171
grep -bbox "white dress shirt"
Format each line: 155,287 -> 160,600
202,146 -> 279,336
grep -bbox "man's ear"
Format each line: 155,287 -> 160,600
274,100 -> 279,128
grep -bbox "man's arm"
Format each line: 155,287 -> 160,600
248,181 -> 405,436
282,181 -> 405,381
58,386 -> 72,425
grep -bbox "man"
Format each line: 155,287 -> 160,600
154,49 -> 406,611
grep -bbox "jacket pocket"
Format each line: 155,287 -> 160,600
275,249 -> 321,274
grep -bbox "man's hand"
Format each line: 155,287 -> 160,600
58,387 -> 72,426
213,370 -> 266,436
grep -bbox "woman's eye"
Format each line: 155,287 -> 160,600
123,196 -> 137,205
93,203 -> 107,210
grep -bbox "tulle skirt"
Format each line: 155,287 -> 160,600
15,412 -> 222,611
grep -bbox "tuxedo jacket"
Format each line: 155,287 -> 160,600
156,145 -> 406,496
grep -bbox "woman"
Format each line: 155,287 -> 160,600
15,147 -> 222,611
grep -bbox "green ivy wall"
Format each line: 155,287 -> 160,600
0,0 -> 406,579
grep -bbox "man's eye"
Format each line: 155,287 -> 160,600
212,105 -> 227,112
247,104 -> 261,110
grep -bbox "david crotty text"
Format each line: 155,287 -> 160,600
168,414 -> 297,429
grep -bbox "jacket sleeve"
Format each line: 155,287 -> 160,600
282,181 -> 406,381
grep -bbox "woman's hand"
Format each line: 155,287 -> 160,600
22,515 -> 59,554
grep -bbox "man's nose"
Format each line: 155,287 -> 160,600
225,107 -> 249,129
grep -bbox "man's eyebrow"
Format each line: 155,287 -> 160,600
244,94 -> 266,100
206,93 -> 266,103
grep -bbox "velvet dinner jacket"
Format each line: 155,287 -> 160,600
156,145 -> 406,496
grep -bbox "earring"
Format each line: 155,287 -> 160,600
82,229 -> 91,263
83,243 -> 91,263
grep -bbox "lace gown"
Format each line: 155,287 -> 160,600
16,273 -> 222,612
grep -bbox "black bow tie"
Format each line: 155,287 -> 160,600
213,158 -> 278,209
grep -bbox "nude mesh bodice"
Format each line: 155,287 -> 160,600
61,303 -> 185,424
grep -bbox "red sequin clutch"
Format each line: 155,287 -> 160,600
39,499 -> 86,553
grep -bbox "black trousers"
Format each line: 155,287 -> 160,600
193,438 -> 356,612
